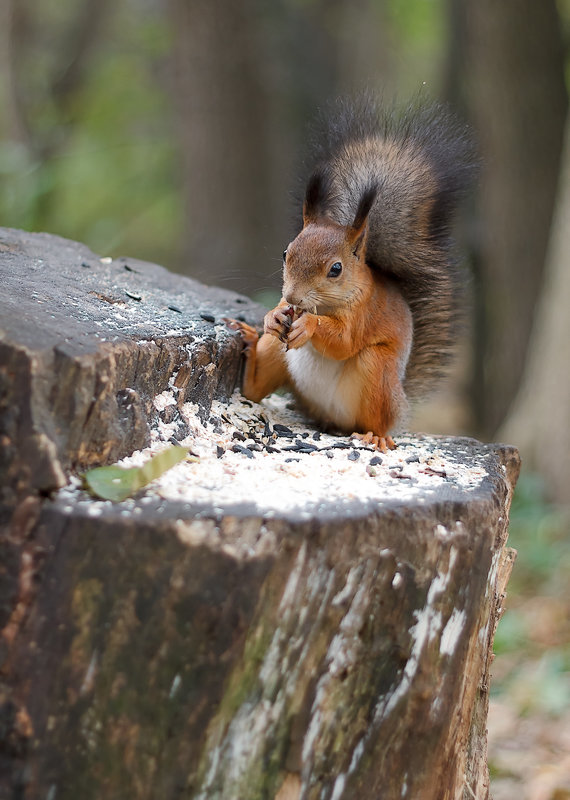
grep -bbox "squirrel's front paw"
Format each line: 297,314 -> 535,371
264,306 -> 294,343
223,318 -> 259,350
286,314 -> 318,350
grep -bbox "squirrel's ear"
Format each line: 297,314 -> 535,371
303,169 -> 329,226
348,184 -> 378,256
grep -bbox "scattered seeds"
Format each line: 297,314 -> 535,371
390,470 -> 413,480
273,424 -> 293,436
232,444 -> 254,458
72,390 -> 491,518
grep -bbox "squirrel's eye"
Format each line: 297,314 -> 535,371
327,261 -> 342,278
282,250 -> 288,263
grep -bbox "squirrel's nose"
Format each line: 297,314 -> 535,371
284,290 -> 302,307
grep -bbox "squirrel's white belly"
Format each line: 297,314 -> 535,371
285,344 -> 360,429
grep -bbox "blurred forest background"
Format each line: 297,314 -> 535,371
0,0 -> 569,796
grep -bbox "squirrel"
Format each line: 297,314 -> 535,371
226,96 -> 476,451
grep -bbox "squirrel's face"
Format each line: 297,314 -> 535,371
282,221 -> 370,315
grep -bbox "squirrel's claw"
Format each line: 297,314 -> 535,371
264,307 -> 293,342
223,318 -> 259,349
286,314 -> 318,349
352,431 -> 396,453
378,435 -> 396,453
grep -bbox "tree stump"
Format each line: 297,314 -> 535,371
0,228 -> 520,800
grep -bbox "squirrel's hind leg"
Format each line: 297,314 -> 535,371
351,346 -> 408,451
224,320 -> 289,403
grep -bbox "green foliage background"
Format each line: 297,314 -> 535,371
0,1 -> 181,267
492,477 -> 570,717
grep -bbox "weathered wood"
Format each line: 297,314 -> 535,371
0,228 -> 520,800
0,227 -> 263,510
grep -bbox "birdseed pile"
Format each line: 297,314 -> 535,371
60,388 -> 493,520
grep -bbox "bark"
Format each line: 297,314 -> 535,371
498,119 -> 570,504
0,228 -> 520,800
461,0 -> 568,434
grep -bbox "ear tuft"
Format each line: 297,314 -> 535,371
349,183 -> 378,256
303,168 -> 330,226
351,184 -> 378,233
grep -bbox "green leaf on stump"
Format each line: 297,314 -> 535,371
84,445 -> 193,502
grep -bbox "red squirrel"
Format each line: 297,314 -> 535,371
227,97 -> 476,451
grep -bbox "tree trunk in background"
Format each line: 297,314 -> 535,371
499,119 -> 570,505
0,0 -> 30,146
333,0 -> 393,96
460,0 -> 567,436
167,0 -> 274,298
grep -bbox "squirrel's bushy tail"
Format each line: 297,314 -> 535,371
306,93 -> 478,397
